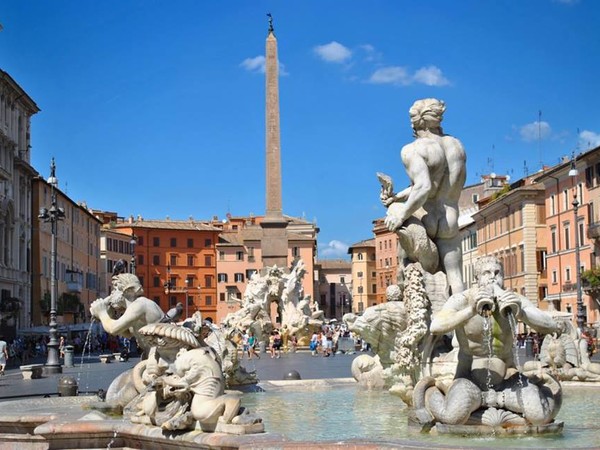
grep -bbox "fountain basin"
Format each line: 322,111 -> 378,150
0,381 -> 598,449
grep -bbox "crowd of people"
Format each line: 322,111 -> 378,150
237,323 -> 367,360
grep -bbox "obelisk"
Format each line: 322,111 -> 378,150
261,13 -> 289,269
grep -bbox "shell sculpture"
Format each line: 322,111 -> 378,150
138,323 -> 201,350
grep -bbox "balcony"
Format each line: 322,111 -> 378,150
588,221 -> 600,240
66,270 -> 83,293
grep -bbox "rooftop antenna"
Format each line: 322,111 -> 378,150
487,155 -> 494,173
523,160 -> 529,177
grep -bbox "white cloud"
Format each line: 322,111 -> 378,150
519,121 -> 552,142
240,56 -> 288,76
240,56 -> 265,73
579,130 -> 600,149
413,66 -> 450,86
320,240 -> 349,258
368,66 -> 411,85
314,41 -> 352,64
367,65 -> 450,86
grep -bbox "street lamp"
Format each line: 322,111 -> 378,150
569,153 -> 586,331
129,232 -> 137,274
184,278 -> 189,319
38,158 -> 65,374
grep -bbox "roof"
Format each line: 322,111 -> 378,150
317,259 -> 351,270
349,238 -> 376,249
217,227 -> 314,247
114,220 -> 221,232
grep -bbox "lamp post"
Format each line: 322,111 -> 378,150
568,154 -> 586,331
129,232 -> 137,274
184,278 -> 189,319
38,158 -> 65,374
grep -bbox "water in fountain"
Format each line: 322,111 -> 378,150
482,314 -> 494,391
506,310 -> 526,418
76,319 -> 97,393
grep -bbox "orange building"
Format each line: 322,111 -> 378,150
372,218 -> 399,304
113,218 -> 221,323
536,146 -> 600,327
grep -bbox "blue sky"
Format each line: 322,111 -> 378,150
2,0 -> 599,260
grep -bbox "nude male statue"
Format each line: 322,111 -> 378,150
90,273 -> 165,351
381,98 -> 466,294
416,256 -> 564,425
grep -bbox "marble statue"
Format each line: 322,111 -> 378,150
378,98 -> 466,296
222,259 -> 323,344
413,256 -> 564,430
205,326 -> 259,387
90,273 -> 165,352
120,313 -> 262,433
523,320 -> 600,381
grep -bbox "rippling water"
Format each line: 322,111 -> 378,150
241,384 -> 600,448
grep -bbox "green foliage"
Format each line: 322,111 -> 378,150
582,267 -> 600,289
491,184 -> 511,200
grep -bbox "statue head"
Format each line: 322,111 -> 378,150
474,256 -> 504,289
111,273 -> 143,304
409,98 -> 445,136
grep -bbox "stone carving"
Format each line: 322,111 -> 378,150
523,321 -> 600,381
205,326 -> 258,387
90,273 -> 165,353
119,313 -> 262,433
378,98 -> 467,296
413,256 -> 564,430
223,259 -> 323,343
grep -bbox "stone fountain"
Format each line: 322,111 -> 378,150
346,98 -> 566,435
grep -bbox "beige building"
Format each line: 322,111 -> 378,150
32,175 -> 102,326
0,70 -> 39,335
472,176 -> 548,308
348,238 -> 377,313
315,259 -> 352,320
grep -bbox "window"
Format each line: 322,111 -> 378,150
357,271 -> 363,278
187,238 -> 194,248
358,286 -> 364,294
236,251 -> 244,261
357,253 -> 363,261
153,276 -> 160,288
340,276 -> 345,284
550,228 -> 557,253
169,296 -> 177,307
204,275 -> 213,288
205,255 -> 212,266
170,254 -> 177,266
219,251 -> 225,260
248,247 -> 255,261
292,246 -> 300,257
205,295 -> 212,306
138,254 -> 144,265
204,238 -> 212,247
565,267 -> 571,282
234,273 -> 244,282
219,293 -> 226,302
564,224 -> 571,250
170,238 -> 177,247
187,255 -> 195,266
137,236 -> 144,246
153,237 -> 160,247
246,269 -> 257,279
218,273 -> 228,283
563,189 -> 569,212
550,195 -> 556,215
187,295 -> 194,306
578,221 -> 585,247
152,255 -> 160,266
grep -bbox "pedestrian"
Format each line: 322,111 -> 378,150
290,334 -> 298,353
269,332 -> 276,358
247,331 -> 260,359
273,329 -> 282,358
0,335 -> 8,375
241,329 -> 250,359
310,331 -> 319,356
59,336 -> 65,359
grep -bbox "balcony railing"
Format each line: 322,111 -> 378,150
588,221 -> 600,239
